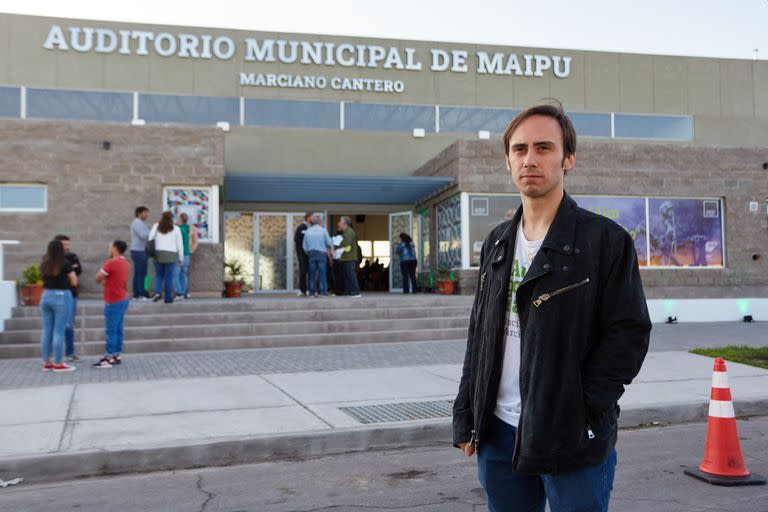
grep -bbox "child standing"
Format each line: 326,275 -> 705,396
92,240 -> 130,368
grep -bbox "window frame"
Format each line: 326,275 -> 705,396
0,183 -> 48,212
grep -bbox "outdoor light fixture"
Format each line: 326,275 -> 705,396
743,315 -> 754,323
478,130 -> 491,140
412,128 -> 426,138
666,316 -> 678,324
216,121 -> 231,132
131,118 -> 146,126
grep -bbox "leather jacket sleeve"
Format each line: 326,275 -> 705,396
452,238 -> 486,447
582,230 -> 651,414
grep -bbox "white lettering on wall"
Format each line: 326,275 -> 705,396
40,25 -> 573,80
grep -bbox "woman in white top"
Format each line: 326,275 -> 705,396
149,211 -> 184,303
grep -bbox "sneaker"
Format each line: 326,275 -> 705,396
183,293 -> 191,300
151,293 -> 162,302
110,356 -> 122,365
66,355 -> 80,362
138,296 -> 151,302
296,291 -> 304,297
349,293 -> 362,298
42,362 -> 54,372
92,357 -> 113,369
52,363 -> 76,372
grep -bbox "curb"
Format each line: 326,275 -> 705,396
2,400 -> 767,485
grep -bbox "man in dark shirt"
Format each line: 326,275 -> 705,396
54,235 -> 82,362
293,212 -> 314,297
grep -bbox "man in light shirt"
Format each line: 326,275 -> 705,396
301,215 -> 333,297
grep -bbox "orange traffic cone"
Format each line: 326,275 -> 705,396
685,357 -> 766,486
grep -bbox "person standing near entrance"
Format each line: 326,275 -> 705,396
396,233 -> 418,294
130,206 -> 150,301
302,215 -> 333,297
174,213 -> 198,300
39,240 -> 78,373
453,103 -> 651,512
336,216 -> 361,297
54,235 -> 82,361
92,240 -> 130,368
293,212 -> 314,296
149,211 -> 184,303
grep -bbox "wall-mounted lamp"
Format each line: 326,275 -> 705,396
216,121 -> 231,132
478,130 -> 491,140
412,128 -> 426,138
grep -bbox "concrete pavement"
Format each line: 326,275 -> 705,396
1,342 -> 768,483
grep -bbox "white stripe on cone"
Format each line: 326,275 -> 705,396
711,372 -> 729,389
708,399 -> 735,419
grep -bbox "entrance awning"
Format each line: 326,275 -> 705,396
224,173 -> 455,205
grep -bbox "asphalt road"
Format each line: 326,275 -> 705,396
2,416 -> 767,512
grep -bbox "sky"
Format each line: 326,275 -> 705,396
1,0 -> 767,60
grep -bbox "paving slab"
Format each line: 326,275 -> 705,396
62,405 -> 330,451
0,385 -> 73,426
262,366 -> 458,404
69,375 -> 293,420
0,422 -> 64,456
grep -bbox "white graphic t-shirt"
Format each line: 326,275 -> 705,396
495,223 -> 544,426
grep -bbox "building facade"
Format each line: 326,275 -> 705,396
0,13 -> 766,301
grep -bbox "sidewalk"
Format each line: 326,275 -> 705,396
2,345 -> 768,483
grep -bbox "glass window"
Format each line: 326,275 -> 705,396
419,212 -> 431,271
27,88 -> 132,122
140,94 -> 239,125
0,184 -> 47,211
0,87 -> 20,118
440,106 -> 520,134
614,114 -> 694,140
468,194 -> 522,266
648,198 -> 723,268
573,196 -> 648,266
345,103 -> 435,132
245,99 -> 339,129
570,112 -> 611,137
436,194 -> 462,269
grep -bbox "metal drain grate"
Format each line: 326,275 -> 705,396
339,400 -> 453,424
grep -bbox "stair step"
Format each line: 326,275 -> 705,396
0,330 -> 469,358
0,317 -> 470,344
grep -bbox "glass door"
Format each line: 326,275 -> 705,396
254,211 -> 327,292
388,211 -> 413,293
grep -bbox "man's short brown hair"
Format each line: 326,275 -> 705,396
503,101 -> 577,164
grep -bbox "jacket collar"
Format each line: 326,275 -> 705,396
495,191 -> 578,256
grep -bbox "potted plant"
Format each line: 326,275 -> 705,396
224,259 -> 245,298
20,264 -> 44,306
435,266 -> 457,295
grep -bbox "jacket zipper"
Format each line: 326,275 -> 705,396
475,272 -> 488,318
470,429 -> 479,451
532,278 -> 590,308
587,425 -> 596,439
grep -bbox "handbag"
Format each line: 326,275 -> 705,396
145,239 -> 156,257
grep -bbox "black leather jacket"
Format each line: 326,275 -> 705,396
453,192 -> 651,474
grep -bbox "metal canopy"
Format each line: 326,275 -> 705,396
224,173 -> 455,205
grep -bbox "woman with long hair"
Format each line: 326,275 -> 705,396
149,211 -> 184,303
39,239 -> 78,372
396,233 -> 418,294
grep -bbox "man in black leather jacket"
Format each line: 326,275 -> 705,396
453,102 -> 651,511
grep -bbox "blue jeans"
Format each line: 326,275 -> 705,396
174,255 -> 191,295
154,261 -> 176,302
131,250 -> 148,298
400,260 -> 417,293
478,415 -> 617,512
308,251 -> 328,296
104,299 -> 130,356
65,296 -> 77,356
39,289 -> 72,364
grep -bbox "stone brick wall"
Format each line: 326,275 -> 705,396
415,138 -> 768,299
0,120 -> 225,297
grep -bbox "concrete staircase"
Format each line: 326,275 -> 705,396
0,295 -> 472,358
